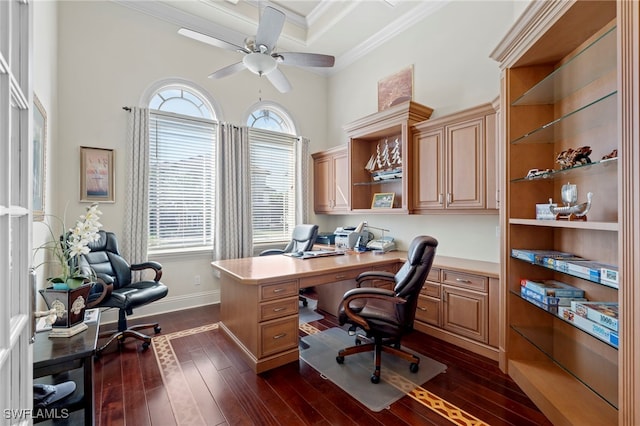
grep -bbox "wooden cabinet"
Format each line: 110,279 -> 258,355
343,101 -> 433,213
489,0 -> 639,423
312,146 -> 349,213
412,103 -> 498,212
414,258 -> 499,361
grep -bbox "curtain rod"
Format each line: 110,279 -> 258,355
122,106 -> 131,112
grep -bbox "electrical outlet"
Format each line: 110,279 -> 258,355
194,275 -> 201,286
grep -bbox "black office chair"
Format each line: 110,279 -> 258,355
78,230 -> 169,356
259,224 -> 319,306
336,235 -> 438,383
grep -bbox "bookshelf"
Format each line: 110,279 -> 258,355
490,0 -> 634,424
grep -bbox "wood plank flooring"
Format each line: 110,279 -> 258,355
89,303 -> 552,426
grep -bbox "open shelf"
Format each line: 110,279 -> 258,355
511,91 -> 617,144
512,26 -> 616,106
353,177 -> 402,186
509,218 -> 618,232
511,256 -> 618,289
510,157 -> 617,183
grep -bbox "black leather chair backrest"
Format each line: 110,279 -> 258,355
392,235 -> 438,328
78,231 -> 132,290
283,224 -> 319,253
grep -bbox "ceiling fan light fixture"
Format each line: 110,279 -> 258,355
243,52 -> 277,76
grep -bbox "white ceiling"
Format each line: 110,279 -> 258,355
116,0 -> 450,73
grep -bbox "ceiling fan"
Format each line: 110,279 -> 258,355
178,6 -> 335,93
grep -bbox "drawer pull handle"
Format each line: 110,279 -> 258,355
272,288 -> 285,293
456,278 -> 472,283
335,274 -> 346,279
418,307 -> 427,311
273,333 -> 287,339
273,307 -> 286,312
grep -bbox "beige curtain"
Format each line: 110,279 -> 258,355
214,123 -> 253,260
296,137 -> 310,224
123,107 -> 149,278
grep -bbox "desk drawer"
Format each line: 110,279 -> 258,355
300,267 -> 368,287
421,281 -> 441,298
260,280 -> 298,301
442,270 -> 487,292
260,297 -> 298,322
259,316 -> 298,357
416,294 -> 440,326
427,267 -> 441,283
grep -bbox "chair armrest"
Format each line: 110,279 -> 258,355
130,261 -> 163,281
356,271 -> 396,287
86,276 -> 114,309
259,249 -> 286,256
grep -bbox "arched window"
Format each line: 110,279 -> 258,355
246,102 -> 296,135
147,85 -> 218,251
245,103 -> 301,245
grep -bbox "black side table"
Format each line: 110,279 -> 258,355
33,312 -> 100,425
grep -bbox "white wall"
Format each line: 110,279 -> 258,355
316,0 -> 524,262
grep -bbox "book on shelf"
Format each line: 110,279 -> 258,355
540,254 -> 585,270
558,306 -> 619,348
558,260 -> 618,287
520,286 -> 586,306
511,249 -> 581,265
600,266 -> 619,287
519,291 -> 559,314
520,278 -> 585,298
570,301 -> 618,332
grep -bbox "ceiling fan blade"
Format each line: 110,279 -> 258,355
266,68 -> 292,93
255,6 -> 285,52
178,28 -> 247,53
277,52 -> 335,68
208,62 -> 246,79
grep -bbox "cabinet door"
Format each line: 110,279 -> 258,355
333,151 -> 350,211
313,156 -> 332,213
446,118 -> 485,209
442,285 -> 487,343
413,128 -> 445,210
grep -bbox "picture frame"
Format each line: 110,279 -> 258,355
377,65 -> 414,111
33,94 -> 47,221
80,146 -> 115,203
371,192 -> 395,209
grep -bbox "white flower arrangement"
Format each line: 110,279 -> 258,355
34,203 -> 103,289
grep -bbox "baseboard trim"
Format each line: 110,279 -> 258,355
98,290 -> 220,326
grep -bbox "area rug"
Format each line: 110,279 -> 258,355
300,327 -> 447,412
299,298 -> 324,324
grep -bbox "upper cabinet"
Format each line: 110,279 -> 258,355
312,146 -> 349,214
343,101 -> 433,214
412,104 -> 498,213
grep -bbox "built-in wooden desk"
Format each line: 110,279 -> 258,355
212,250 -> 405,373
212,251 -> 500,372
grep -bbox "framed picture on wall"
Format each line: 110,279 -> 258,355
371,192 -> 395,209
33,94 -> 47,221
80,146 -> 115,203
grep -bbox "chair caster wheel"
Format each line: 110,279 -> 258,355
336,356 -> 344,364
410,363 -> 419,373
154,325 -> 161,334
355,338 -> 362,346
370,374 -> 380,384
302,300 -> 308,307
142,341 -> 150,351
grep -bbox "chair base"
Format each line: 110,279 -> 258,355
95,322 -> 162,357
336,335 -> 420,383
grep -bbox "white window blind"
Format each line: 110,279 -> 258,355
249,129 -> 297,244
149,111 -> 217,250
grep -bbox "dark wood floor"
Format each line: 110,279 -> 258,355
89,303 -> 552,426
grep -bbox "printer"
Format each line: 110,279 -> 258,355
334,225 -> 370,249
